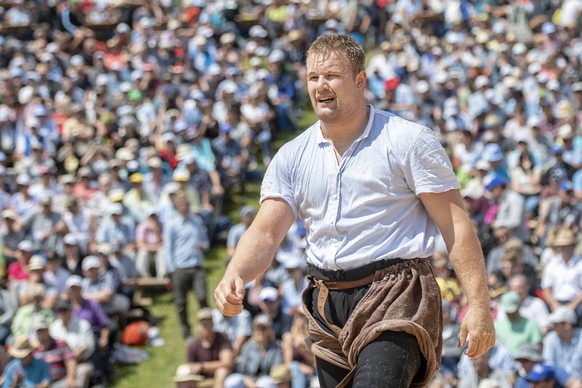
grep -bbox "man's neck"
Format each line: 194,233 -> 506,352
321,105 -> 370,157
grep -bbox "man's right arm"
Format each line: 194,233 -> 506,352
215,198 -> 295,316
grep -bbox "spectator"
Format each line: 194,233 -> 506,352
180,308 -> 233,388
135,209 -> 165,279
494,291 -> 543,357
164,193 -> 209,339
257,287 -> 289,340
0,210 -> 25,271
507,274 -> 551,333
32,316 -> 93,388
525,364 -> 560,388
542,307 -> 582,387
211,307 -> 252,360
226,206 -> 256,263
7,240 -> 34,286
2,336 -> 51,388
457,348 -> 513,388
81,255 -> 130,316
541,228 -> 582,320
484,176 -> 530,242
11,283 -> 54,341
236,314 -> 283,386
514,344 -> 544,388
49,299 -> 95,369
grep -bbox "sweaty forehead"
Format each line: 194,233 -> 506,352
307,50 -> 350,73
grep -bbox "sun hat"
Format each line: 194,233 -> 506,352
270,364 -> 293,383
547,306 -> 577,324
9,336 -> 35,359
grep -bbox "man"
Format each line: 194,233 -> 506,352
165,193 -> 210,339
33,316 -> 93,388
456,349 -> 513,388
19,197 -> 67,257
483,176 -> 530,242
49,299 -> 95,365
226,206 -> 256,263
215,34 -> 495,387
542,307 -> 582,387
2,336 -> 51,388
494,291 -> 542,356
541,227 -> 582,321
178,308 -> 233,388
508,274 -> 550,333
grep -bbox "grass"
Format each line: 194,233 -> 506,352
111,107 -> 318,387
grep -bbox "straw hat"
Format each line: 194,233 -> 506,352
173,364 -> 204,383
549,228 -> 577,247
9,336 -> 35,359
270,364 -> 293,383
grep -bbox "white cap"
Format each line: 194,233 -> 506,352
548,306 -> 577,324
66,275 -> 83,288
82,255 -> 101,271
249,25 -> 268,38
414,80 -> 430,94
268,49 -> 285,63
259,287 -> 278,302
109,203 -> 124,215
474,75 -> 490,88
18,240 -> 34,252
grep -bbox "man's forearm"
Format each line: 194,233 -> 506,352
448,220 -> 491,310
225,227 -> 280,284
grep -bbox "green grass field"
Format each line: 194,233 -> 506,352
111,108 -> 318,387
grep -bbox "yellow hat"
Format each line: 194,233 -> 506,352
130,173 -> 143,183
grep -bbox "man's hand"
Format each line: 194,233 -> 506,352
214,276 -> 245,316
458,306 -> 496,358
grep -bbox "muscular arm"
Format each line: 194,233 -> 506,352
419,189 -> 495,358
215,198 -> 295,315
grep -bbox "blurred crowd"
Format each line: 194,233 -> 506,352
0,0 -> 580,388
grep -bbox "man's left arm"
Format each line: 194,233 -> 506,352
419,189 -> 496,358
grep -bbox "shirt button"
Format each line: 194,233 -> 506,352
333,195 -> 337,199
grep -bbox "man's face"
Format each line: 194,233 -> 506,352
306,50 -> 364,125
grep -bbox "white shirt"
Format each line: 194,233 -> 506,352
261,106 -> 459,270
541,255 -> 582,302
49,317 -> 95,360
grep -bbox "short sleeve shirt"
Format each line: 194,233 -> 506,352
261,106 -> 459,270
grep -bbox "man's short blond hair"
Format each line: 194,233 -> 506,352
306,33 -> 365,76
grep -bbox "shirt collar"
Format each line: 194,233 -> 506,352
316,104 -> 375,145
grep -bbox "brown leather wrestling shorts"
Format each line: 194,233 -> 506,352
301,257 -> 443,387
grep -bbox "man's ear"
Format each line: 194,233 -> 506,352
355,71 -> 367,89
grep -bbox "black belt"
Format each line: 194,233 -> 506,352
307,257 -> 404,282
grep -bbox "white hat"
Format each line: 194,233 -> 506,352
109,203 -> 124,215
173,169 -> 190,182
249,25 -> 268,38
18,240 -> 34,252
82,255 -> 101,271
268,49 -> 285,63
16,174 -> 31,186
259,287 -> 278,302
548,306 -> 577,324
27,255 -> 46,271
116,23 -> 130,33
63,234 -> 78,246
66,275 -> 83,288
474,75 -> 490,88
414,80 -> 430,94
